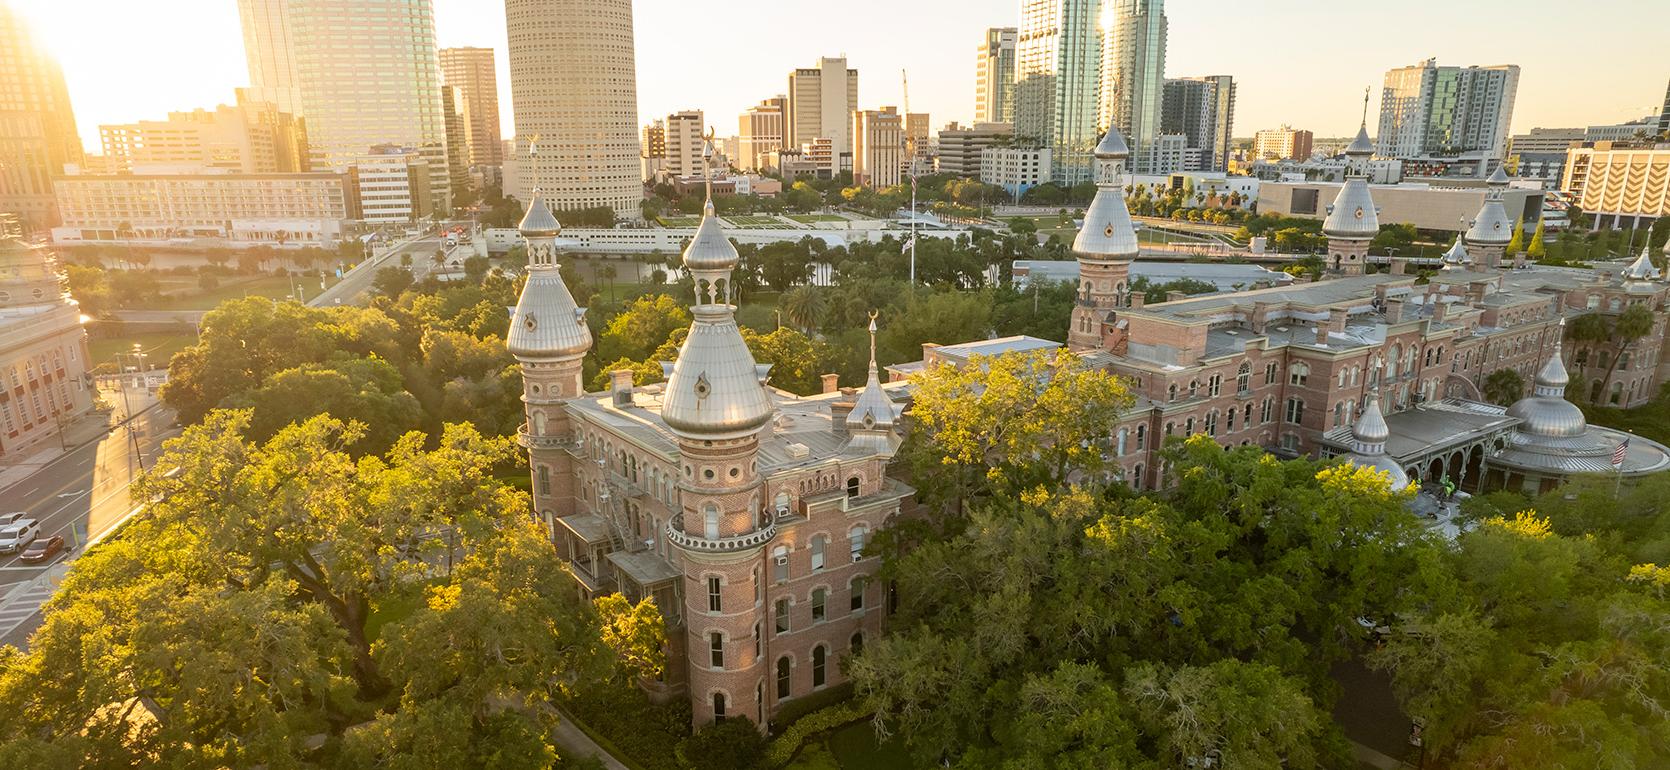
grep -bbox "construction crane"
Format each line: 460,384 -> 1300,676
902,69 -> 918,286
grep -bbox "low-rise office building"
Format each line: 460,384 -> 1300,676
51,170 -> 354,246
979,146 -> 1051,198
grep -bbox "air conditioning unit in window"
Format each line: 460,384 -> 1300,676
775,556 -> 789,567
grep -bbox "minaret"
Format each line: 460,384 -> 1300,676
1322,102 -> 1378,277
846,311 -> 902,454
1439,232 -> 1470,271
1623,245 -> 1662,283
1341,381 -> 1410,491
1464,166 -> 1514,269
1067,128 -> 1139,352
507,174 -> 594,528
660,140 -> 776,728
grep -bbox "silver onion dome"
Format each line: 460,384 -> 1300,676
1342,387 -> 1409,491
1073,128 -> 1140,259
518,191 -> 561,238
1505,324 -> 1587,438
1440,235 -> 1470,268
1464,167 -> 1514,246
682,199 -> 739,273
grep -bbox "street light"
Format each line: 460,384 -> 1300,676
114,344 -> 147,472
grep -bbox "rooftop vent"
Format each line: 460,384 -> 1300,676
785,443 -> 810,459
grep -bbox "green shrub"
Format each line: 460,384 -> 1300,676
563,688 -> 689,770
679,717 -> 768,770
768,682 -> 853,735
763,701 -> 874,768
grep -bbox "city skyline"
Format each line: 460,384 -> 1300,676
16,0 -> 1668,155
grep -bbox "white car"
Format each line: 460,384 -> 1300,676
0,519 -> 39,554
0,512 -> 26,528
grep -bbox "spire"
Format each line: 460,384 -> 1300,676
508,139 -> 592,360
1465,168 -> 1514,247
1072,127 -> 1139,260
1440,234 -> 1470,268
660,137 -> 774,440
1342,362 -> 1409,491
847,311 -> 900,444
1624,244 -> 1661,282
1532,318 -> 1570,396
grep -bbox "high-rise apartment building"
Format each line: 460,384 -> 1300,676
665,111 -> 705,178
1100,0 -> 1167,174
439,47 -> 505,170
505,0 -> 643,220
1253,126 -> 1314,161
738,97 -> 785,172
904,112 -> 932,174
1159,75 -> 1234,172
1377,59 -> 1520,160
852,108 -> 903,190
1015,0 -> 1102,185
236,0 -> 451,215
100,95 -> 309,175
440,86 -> 473,196
975,28 -> 1017,125
787,58 -> 859,166
0,6 -> 84,234
641,120 -> 667,182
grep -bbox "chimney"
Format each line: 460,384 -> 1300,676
1384,298 -> 1404,324
820,373 -> 840,394
920,342 -> 942,366
830,397 -> 855,437
1513,252 -> 1528,269
609,369 -> 635,407
1128,294 -> 1145,309
1433,301 -> 1449,322
1167,290 -> 1188,303
1390,258 -> 1407,275
1329,307 -> 1349,333
1315,324 -> 1330,345
1251,302 -> 1270,334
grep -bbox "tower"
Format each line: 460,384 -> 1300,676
1464,166 -> 1514,269
661,150 -> 778,728
846,313 -> 903,455
508,184 -> 593,531
1068,128 -> 1138,352
1340,379 -> 1410,492
505,0 -> 644,220
1322,120 -> 1378,277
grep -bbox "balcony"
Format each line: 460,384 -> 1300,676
516,423 -> 568,450
665,513 -> 776,554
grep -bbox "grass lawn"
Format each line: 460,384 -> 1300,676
658,215 -> 703,228
787,213 -> 848,224
726,215 -> 784,227
151,274 -> 341,311
89,331 -> 197,370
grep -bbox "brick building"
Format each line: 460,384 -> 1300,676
507,179 -> 910,729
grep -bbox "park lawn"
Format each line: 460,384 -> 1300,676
150,274 -> 341,311
786,213 -> 848,224
88,331 -> 197,370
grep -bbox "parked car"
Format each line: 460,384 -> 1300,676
18,535 -> 64,564
0,512 -> 26,528
0,519 -> 39,554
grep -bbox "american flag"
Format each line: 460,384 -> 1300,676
1613,438 -> 1630,468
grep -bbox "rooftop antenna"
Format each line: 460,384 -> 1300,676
903,69 -> 918,287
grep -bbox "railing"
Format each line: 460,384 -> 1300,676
516,423 -> 568,450
665,513 -> 776,553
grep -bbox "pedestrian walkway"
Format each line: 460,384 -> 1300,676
552,708 -> 630,770
0,563 -> 68,640
0,410 -> 115,492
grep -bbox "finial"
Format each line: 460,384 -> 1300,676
1361,88 -> 1370,128
528,133 -> 542,193
701,128 -> 715,209
867,309 -> 879,370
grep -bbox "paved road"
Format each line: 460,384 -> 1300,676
311,233 -> 442,307
0,393 -> 179,647
110,309 -> 206,325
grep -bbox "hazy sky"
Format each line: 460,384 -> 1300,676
14,0 -> 1668,155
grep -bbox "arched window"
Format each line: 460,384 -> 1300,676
812,588 -> 827,622
810,536 -> 826,571
1285,397 -> 1305,424
774,598 -> 790,634
1226,407 -> 1236,432
846,476 -> 860,498
772,545 -> 789,582
1386,346 -> 1400,379
1264,362 -> 1279,385
1208,374 -> 1222,397
776,657 -> 792,699
536,466 -> 550,496
1132,464 -> 1145,490
709,632 -> 724,669
1205,411 -> 1218,436
812,645 -> 828,688
1289,362 -> 1309,386
1135,424 -> 1146,449
850,632 -> 864,656
849,526 -> 867,562
1185,417 -> 1195,435
850,577 -> 866,611
703,504 -> 720,540
1168,383 -> 1178,401
713,692 -> 727,721
1236,363 -> 1251,394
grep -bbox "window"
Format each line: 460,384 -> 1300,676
709,633 -> 724,669
850,632 -> 865,656
1264,362 -> 1279,385
753,568 -> 762,605
1185,417 -> 1195,435
1285,397 -> 1305,424
1226,408 -> 1236,432
536,466 -> 550,496
810,536 -> 825,571
1289,362 -> 1309,386
1135,424 -> 1146,450
812,588 -> 827,622
1205,411 -> 1218,436
707,577 -> 722,613
849,527 -> 867,562
850,577 -> 865,611
775,598 -> 790,634
703,504 -> 720,540
776,657 -> 792,699
1189,380 -> 1198,398
753,622 -> 761,659
1244,403 -> 1254,425
1261,397 -> 1273,423
1208,374 -> 1222,397
773,546 -> 789,582
1237,363 -> 1251,394
812,645 -> 827,688
713,692 -> 726,721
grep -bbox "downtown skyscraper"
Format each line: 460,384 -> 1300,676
1377,58 -> 1521,160
236,0 -> 451,214
1014,0 -> 1102,185
1100,0 -> 1167,174
975,28 -> 1017,125
505,0 -> 644,221
439,47 -> 505,171
0,4 -> 83,233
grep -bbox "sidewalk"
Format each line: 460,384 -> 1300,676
552,709 -> 630,770
0,410 -> 117,493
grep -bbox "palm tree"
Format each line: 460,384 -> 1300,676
779,285 -> 824,333
601,264 -> 619,303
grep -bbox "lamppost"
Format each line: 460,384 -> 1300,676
114,344 -> 147,471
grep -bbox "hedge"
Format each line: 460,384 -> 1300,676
763,700 -> 875,768
768,682 -> 854,736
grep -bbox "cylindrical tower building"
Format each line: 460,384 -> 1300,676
504,0 -> 645,221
